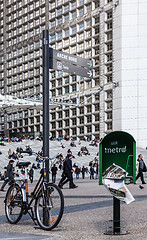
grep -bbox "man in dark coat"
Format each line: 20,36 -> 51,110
58,154 -> 78,189
0,160 -> 15,191
51,164 -> 58,183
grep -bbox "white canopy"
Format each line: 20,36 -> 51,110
0,94 -> 57,110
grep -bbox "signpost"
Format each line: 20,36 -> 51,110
99,131 -> 136,235
49,58 -> 93,78
49,47 -> 93,69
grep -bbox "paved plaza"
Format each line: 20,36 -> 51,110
0,177 -> 147,240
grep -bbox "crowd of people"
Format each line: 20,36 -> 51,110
0,135 -> 146,191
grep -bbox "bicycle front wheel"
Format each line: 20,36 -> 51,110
5,183 -> 23,224
35,183 -> 64,230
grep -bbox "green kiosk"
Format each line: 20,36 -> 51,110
99,131 -> 136,235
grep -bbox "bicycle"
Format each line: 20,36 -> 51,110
4,150 -> 64,231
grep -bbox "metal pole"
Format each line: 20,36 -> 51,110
113,197 -> 120,234
42,30 -> 49,182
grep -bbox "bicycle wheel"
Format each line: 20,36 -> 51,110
35,183 -> 64,230
5,183 -> 23,224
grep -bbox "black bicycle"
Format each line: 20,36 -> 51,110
4,150 -> 64,230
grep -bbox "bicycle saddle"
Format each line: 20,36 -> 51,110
16,162 -> 31,168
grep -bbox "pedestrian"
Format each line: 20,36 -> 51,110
29,167 -> 34,183
82,166 -> 85,179
136,154 -> 146,184
58,153 -> 78,189
51,164 -> 58,183
90,165 -> 95,180
0,160 -> 15,191
75,166 -> 80,179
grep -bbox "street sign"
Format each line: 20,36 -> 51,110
49,47 -> 93,69
49,58 -> 93,78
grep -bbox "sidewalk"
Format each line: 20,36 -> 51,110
0,178 -> 147,240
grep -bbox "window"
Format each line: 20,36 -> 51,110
86,19 -> 91,27
71,36 -> 76,43
72,11 -> 77,19
87,125 -> 91,133
71,25 -> 76,34
79,22 -> 84,30
107,122 -> 112,130
65,77 -> 69,84
87,105 -> 91,113
71,45 -> 76,53
95,0 -> 100,8
58,31 -> 62,39
72,84 -> 76,92
79,0 -> 84,6
64,28 -> 69,37
58,121 -> 62,128
79,43 -> 84,50
79,8 -> 84,16
80,127 -> 84,134
58,17 -> 62,25
72,109 -> 76,116
86,4 -> 91,13
107,112 -> 112,120
79,32 -> 84,41
65,86 -> 69,93
95,104 -> 99,111
57,8 -> 62,16
95,125 -> 99,132
80,107 -> 84,114
64,5 -> 69,12
95,114 -> 99,121
71,1 -> 76,9
107,11 -> 112,19
72,118 -> 76,125
51,34 -> 55,42
72,76 -> 76,82
87,115 -> 91,123
58,88 -> 62,95
58,112 -> 62,118
65,14 -> 69,22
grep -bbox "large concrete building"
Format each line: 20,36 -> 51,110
0,0 -> 146,147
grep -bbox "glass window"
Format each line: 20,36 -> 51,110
57,8 -> 62,15
72,84 -> 76,92
72,11 -> 76,19
64,28 -> 69,37
78,23 -> 83,31
58,17 -> 62,25
64,5 -> 69,12
71,1 -> 76,9
58,31 -> 62,39
51,34 -> 55,41
79,8 -> 84,16
65,14 -> 69,22
71,25 -> 76,34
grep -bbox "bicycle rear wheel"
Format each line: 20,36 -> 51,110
5,183 -> 23,224
35,183 -> 64,230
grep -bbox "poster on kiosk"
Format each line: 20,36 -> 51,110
99,131 -> 136,204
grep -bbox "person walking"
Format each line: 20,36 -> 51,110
0,160 -> 15,191
51,164 -> 58,183
82,166 -> 85,179
136,154 -> 146,184
90,165 -> 95,180
58,153 -> 78,189
75,166 -> 80,179
29,167 -> 34,183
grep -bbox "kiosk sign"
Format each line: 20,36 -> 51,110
99,131 -> 136,185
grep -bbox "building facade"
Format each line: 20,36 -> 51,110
0,0 -> 114,140
1,1 -> 145,147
